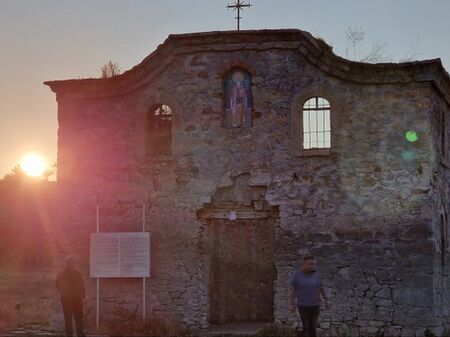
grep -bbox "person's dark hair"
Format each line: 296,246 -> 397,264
65,256 -> 75,267
302,255 -> 315,262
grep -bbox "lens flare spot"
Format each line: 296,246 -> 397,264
20,153 -> 47,177
405,130 -> 418,143
401,151 -> 415,161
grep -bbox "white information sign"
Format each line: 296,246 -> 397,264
90,232 -> 150,278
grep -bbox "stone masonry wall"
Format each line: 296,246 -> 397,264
430,91 -> 450,335
51,32 -> 447,336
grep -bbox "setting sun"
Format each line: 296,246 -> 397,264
20,153 -> 47,177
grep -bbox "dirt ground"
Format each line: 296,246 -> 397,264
0,268 -> 56,333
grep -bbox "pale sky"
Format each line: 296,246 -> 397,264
1,0 -> 449,178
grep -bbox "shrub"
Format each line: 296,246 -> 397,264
143,314 -> 180,337
107,304 -> 141,336
256,323 -> 296,337
107,303 -> 187,337
424,328 -> 436,337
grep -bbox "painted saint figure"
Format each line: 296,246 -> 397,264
226,70 -> 252,127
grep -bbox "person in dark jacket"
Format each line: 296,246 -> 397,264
56,256 -> 86,337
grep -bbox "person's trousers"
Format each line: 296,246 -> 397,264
61,299 -> 85,337
297,305 -> 320,337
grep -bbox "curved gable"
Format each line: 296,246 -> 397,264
44,29 -> 450,104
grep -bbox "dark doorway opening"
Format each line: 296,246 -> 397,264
209,217 -> 276,324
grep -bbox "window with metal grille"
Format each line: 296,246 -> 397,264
302,97 -> 331,150
147,104 -> 172,155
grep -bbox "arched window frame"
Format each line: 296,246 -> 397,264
302,97 -> 331,150
290,88 -> 341,157
147,103 -> 173,156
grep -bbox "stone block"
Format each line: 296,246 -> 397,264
375,286 -> 391,299
392,287 -> 432,307
248,169 -> 271,186
376,299 -> 393,307
368,320 -> 385,327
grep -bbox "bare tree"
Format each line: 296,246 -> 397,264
345,27 -> 365,61
100,61 -> 121,78
398,37 -> 422,62
345,27 -> 392,63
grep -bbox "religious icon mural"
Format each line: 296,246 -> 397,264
225,69 -> 253,128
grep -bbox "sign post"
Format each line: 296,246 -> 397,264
90,232 -> 150,277
96,204 -> 100,329
91,203 -> 150,328
142,203 -> 146,322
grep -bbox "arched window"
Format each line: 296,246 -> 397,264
302,97 -> 331,150
147,104 -> 172,155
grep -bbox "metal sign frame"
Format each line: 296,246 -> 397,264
93,204 -> 149,328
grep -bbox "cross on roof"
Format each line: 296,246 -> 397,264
226,0 -> 252,31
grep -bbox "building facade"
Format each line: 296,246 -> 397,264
46,29 -> 450,336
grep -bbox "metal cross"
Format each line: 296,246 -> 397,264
226,0 -> 252,31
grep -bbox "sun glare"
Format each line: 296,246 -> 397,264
20,153 -> 47,177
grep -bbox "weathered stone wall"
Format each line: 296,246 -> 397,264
430,91 -> 450,335
48,30 -> 450,336
270,82 -> 436,337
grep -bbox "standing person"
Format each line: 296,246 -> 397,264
288,255 -> 329,337
56,256 -> 86,337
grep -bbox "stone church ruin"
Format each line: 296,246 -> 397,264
45,29 -> 450,336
